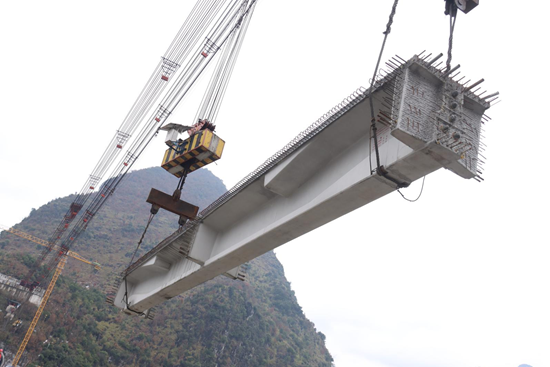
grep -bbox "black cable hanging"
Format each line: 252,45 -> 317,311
367,0 -> 398,170
366,0 -> 409,190
129,212 -> 156,266
444,0 -> 458,72
121,210 -> 157,316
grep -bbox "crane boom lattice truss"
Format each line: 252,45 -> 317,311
12,256 -> 67,367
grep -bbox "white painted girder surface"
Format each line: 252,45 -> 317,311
112,56 -> 490,314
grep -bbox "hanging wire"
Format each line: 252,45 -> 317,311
397,176 -> 426,202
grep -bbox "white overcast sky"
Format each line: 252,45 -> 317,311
1,1 -> 549,366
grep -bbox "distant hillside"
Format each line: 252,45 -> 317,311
0,167 -> 333,366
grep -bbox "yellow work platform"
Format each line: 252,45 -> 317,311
161,129 -> 225,177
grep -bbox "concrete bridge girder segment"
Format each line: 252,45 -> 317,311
113,56 -> 490,313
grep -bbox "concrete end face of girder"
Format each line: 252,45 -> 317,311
389,59 -> 489,180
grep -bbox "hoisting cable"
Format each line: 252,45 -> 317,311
173,167 -> 190,201
122,210 -> 157,316
194,0 -> 255,124
444,0 -> 458,72
129,212 -> 156,265
367,0 -> 409,189
210,1 -> 255,123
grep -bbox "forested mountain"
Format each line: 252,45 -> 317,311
0,167 -> 333,366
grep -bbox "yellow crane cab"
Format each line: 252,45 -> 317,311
160,121 -> 225,178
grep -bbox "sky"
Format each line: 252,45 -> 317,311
0,1 -> 549,366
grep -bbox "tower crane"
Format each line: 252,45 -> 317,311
0,225 -> 100,271
0,226 -> 100,367
11,256 -> 67,367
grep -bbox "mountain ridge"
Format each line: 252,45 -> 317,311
0,166 -> 333,366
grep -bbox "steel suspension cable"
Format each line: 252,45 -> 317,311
171,0 -> 227,62
165,0 -> 257,113
41,0 -> 259,280
165,0 -> 213,59
208,3 -> 255,123
445,3 -> 458,72
195,4 -> 251,124
368,0 -> 399,174
28,0 -> 234,283
196,34 -> 234,120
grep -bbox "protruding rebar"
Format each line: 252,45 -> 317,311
464,78 -> 485,92
427,53 -> 444,65
483,92 -> 499,100
442,64 -> 460,77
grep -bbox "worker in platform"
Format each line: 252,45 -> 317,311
187,118 -> 216,136
187,119 -> 206,136
0,348 -> 4,367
